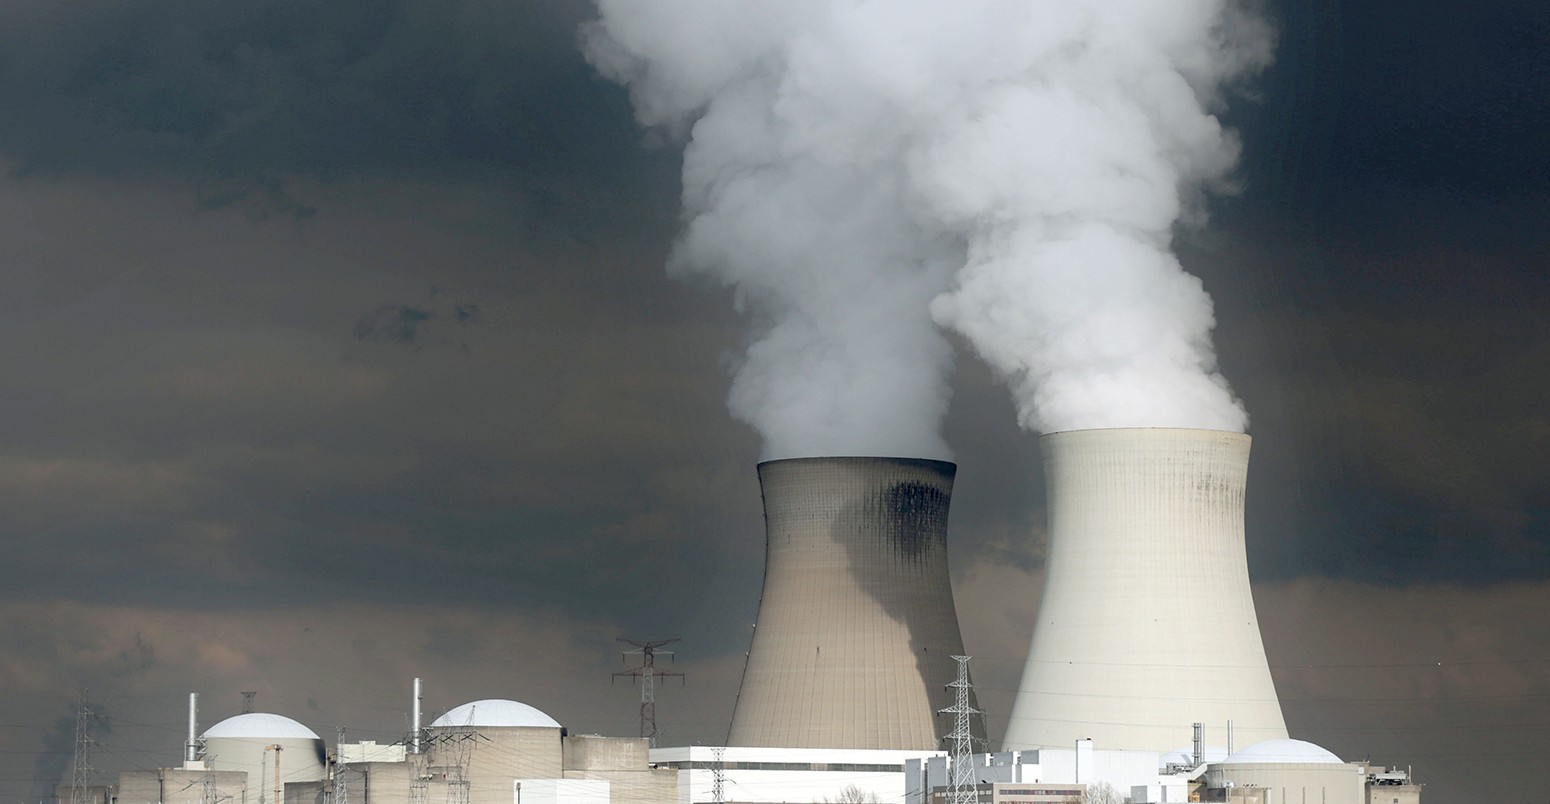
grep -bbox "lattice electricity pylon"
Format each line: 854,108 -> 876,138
613,637 -> 683,747
406,746 -> 429,804
241,692 -> 258,714
70,689 -> 96,804
711,746 -> 726,804
333,727 -> 348,804
938,656 -> 981,804
438,727 -> 477,804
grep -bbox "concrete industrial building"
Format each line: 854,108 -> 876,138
51,433 -> 1430,804
909,738 -> 1416,804
200,713 -> 327,804
728,457 -> 981,750
332,697 -> 675,804
650,745 -> 944,804
1005,428 -> 1289,753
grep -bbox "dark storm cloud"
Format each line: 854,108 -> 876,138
0,1 -> 1543,802
1173,0 -> 1550,587
1241,1 -> 1549,211
1185,215 -> 1550,585
0,163 -> 753,636
0,0 -> 618,174
353,304 -> 433,345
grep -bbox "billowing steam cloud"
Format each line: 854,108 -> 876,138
585,0 -> 1271,456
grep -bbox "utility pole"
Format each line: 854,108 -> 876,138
938,656 -> 981,804
263,745 -> 283,804
69,689 -> 95,804
613,638 -> 683,747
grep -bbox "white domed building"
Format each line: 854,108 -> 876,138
426,699 -> 564,804
1204,739 -> 1365,804
202,713 -> 327,804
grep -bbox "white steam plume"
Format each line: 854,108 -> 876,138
585,0 -> 1271,454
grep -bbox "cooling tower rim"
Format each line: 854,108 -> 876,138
1038,426 -> 1249,440
756,455 -> 956,471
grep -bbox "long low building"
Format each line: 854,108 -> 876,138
649,745 -> 945,804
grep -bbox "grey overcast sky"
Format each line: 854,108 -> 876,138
0,2 -> 1544,804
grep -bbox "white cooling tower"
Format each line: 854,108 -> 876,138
1003,428 -> 1287,753
728,457 -> 980,750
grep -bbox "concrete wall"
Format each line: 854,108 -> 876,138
728,457 -> 980,750
114,769 -> 248,804
653,745 -> 939,804
1204,763 -> 1365,804
1366,784 -> 1422,804
349,760 -> 410,804
561,737 -> 674,804
426,727 -> 561,804
203,736 -> 327,804
1005,428 -> 1289,753
284,781 -> 324,804
55,783 -> 116,804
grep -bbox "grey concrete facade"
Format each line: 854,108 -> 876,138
728,457 -> 980,750
559,735 -> 676,804
116,770 -> 247,804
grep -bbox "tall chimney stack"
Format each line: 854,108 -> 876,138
411,678 -> 422,755
184,692 -> 200,766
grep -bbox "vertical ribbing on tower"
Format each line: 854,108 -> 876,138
939,656 -> 979,804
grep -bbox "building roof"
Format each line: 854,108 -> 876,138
430,699 -> 561,729
202,713 -> 321,740
1219,738 -> 1344,765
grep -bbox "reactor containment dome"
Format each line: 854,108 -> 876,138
431,699 -> 561,729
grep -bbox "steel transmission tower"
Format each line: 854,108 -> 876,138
710,746 -> 726,804
938,656 -> 981,804
241,692 -> 258,714
69,689 -> 96,804
333,727 -> 348,804
613,637 -> 683,747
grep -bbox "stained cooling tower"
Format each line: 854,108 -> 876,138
1003,428 -> 1287,753
728,457 -> 980,750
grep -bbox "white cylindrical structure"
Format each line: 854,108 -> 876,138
185,693 -> 199,764
1003,428 -> 1287,753
728,457 -> 979,750
201,713 -> 326,803
412,677 -> 422,755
